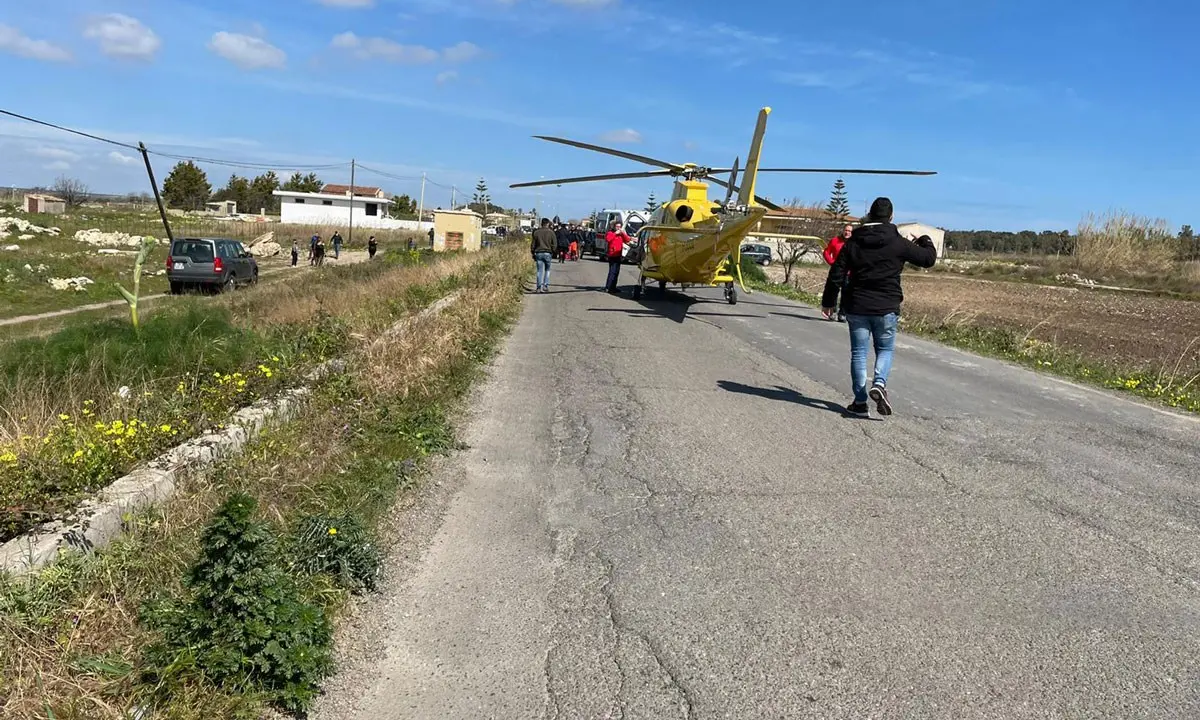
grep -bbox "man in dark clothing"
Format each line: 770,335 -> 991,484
368,235 -> 378,259
530,218 -> 556,293
821,197 -> 937,418
555,224 -> 570,263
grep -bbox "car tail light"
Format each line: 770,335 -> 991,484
213,257 -> 224,274
166,255 -> 172,269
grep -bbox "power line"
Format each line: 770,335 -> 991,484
1,108 -> 352,173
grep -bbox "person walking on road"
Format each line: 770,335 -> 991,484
314,236 -> 327,267
309,233 -> 319,266
604,220 -> 631,293
530,218 -> 556,293
368,235 -> 378,259
821,197 -> 937,418
823,224 -> 854,322
290,239 -> 299,267
331,231 -> 343,260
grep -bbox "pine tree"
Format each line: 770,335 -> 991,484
471,178 -> 491,216
826,178 -> 850,222
645,191 -> 658,213
161,161 -> 211,211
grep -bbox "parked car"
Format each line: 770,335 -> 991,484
167,237 -> 258,294
740,243 -> 773,266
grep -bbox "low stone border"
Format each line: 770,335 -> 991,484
0,292 -> 464,577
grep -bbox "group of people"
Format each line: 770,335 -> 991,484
289,231 -> 379,267
526,196 -> 936,420
553,222 -> 586,263
528,218 -> 625,293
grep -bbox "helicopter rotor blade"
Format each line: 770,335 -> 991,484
709,177 -> 782,211
756,168 -> 937,176
532,136 -> 685,172
509,170 -> 675,189
723,156 -> 739,206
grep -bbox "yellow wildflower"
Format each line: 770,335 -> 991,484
58,413 -> 70,421
328,528 -> 338,536
160,424 -> 172,433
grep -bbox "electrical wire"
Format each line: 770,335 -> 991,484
0,109 -> 139,151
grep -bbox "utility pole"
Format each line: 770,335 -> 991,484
451,186 -> 457,209
348,158 -> 356,247
417,172 -> 426,227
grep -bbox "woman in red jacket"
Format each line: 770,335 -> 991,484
824,224 -> 853,321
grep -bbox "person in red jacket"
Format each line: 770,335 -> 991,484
604,221 -> 631,293
823,224 -> 853,322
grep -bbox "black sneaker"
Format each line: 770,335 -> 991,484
846,402 -> 870,418
869,385 -> 892,416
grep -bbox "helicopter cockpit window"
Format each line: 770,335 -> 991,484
626,219 -> 646,234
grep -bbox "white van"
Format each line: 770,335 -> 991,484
590,209 -> 651,259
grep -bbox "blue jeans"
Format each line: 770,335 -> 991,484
534,252 -> 552,290
847,313 -> 898,404
605,259 -> 621,290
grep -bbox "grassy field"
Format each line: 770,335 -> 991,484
0,243 -> 500,542
0,241 -> 529,718
0,202 -> 427,319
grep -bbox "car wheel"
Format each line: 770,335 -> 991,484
221,275 -> 236,293
761,258 -> 771,266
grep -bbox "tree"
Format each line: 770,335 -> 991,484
391,194 -> 417,218
161,161 -> 211,211
212,174 -> 252,212
776,240 -> 816,286
52,175 -> 89,208
249,171 -> 280,213
1180,224 -> 1198,262
282,171 -> 323,193
470,177 -> 491,217
645,191 -> 658,213
825,178 -> 850,222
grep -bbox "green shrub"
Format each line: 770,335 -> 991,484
738,255 -> 769,284
289,513 -> 381,593
141,493 -> 332,714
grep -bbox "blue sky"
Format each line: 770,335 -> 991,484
1,0 -> 1196,231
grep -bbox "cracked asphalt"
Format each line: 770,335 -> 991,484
314,258 -> 1200,720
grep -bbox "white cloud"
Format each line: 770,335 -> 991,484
317,0 -> 375,6
599,129 -> 641,144
0,24 -> 72,62
109,151 -> 139,166
441,41 -> 481,64
208,32 -> 286,70
330,32 -> 438,64
45,161 -> 72,171
83,14 -> 161,61
31,146 -> 82,162
436,70 -> 458,85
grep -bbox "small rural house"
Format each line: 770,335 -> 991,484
896,222 -> 946,258
432,209 -> 482,252
205,200 -> 237,217
273,187 -> 431,231
24,194 -> 66,214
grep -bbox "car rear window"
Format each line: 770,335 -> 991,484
173,240 -> 214,262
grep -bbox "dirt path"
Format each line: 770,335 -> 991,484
0,250 -> 372,330
777,265 -> 1200,372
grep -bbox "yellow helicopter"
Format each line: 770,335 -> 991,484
511,107 -> 935,304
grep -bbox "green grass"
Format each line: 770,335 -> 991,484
752,280 -> 1200,415
0,245 -> 528,719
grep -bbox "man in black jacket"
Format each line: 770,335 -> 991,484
821,197 -> 937,418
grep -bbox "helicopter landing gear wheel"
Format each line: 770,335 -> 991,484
724,282 -> 738,305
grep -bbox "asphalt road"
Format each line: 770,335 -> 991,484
315,257 -> 1200,719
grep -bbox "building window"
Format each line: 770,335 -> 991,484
365,203 -> 378,217
322,200 -> 333,206
294,198 -> 305,204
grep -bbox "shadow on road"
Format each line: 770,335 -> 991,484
716,380 -> 850,417
770,311 -> 833,324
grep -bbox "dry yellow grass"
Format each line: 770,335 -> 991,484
1074,210 -> 1176,275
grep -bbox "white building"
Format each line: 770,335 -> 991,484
896,222 -> 946,258
274,186 -> 431,231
